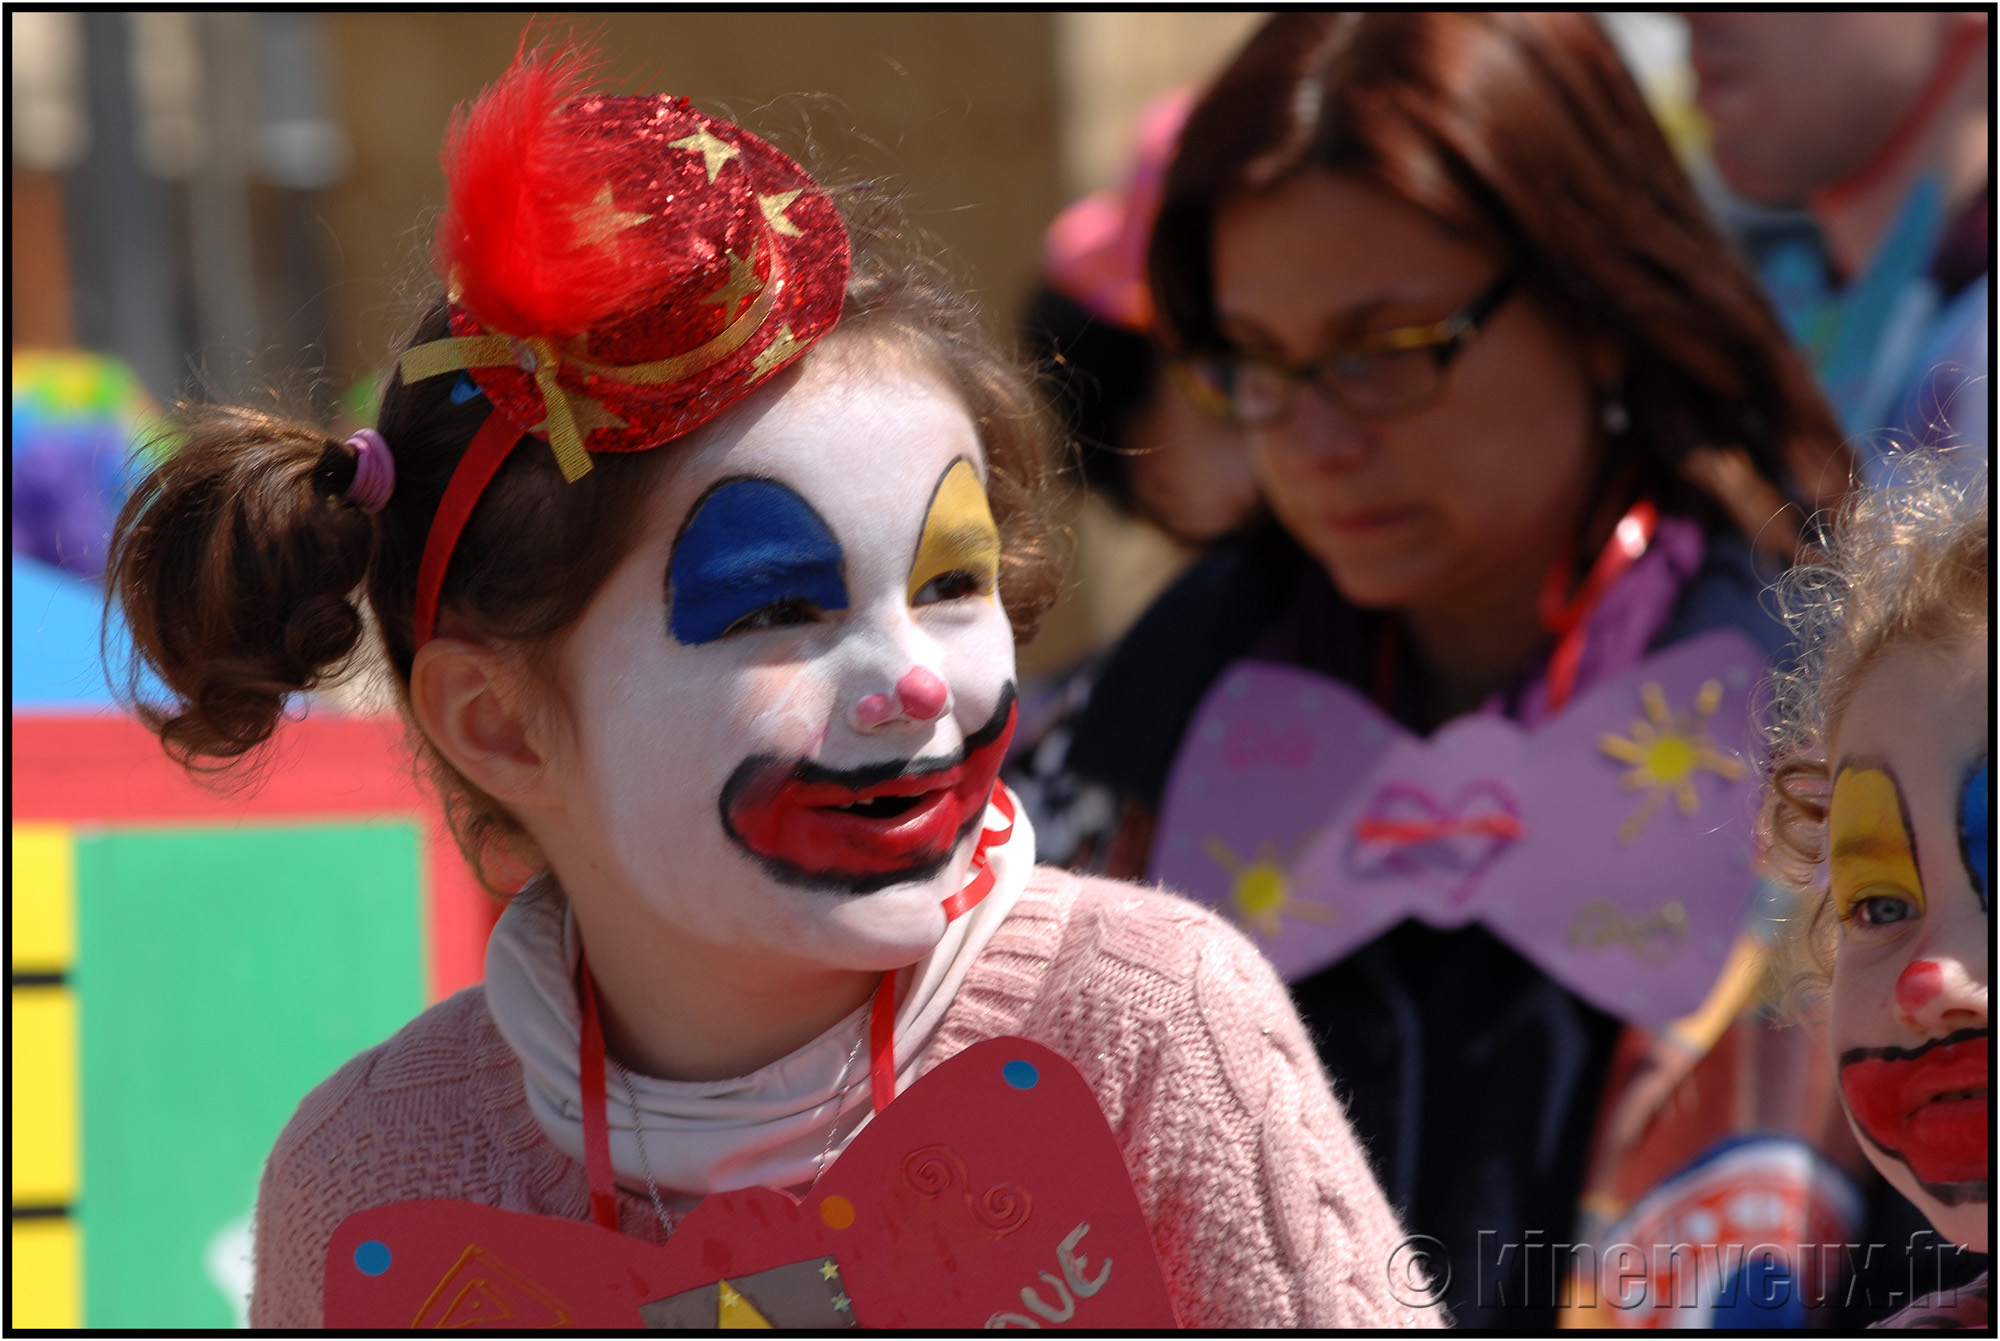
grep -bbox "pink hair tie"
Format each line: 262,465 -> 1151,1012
344,428 -> 395,513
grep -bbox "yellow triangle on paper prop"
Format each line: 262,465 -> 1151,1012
717,1279 -> 774,1329
438,1278 -> 516,1328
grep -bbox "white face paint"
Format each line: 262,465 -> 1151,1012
547,338 -> 1019,971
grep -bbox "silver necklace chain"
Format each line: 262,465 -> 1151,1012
610,1015 -> 871,1237
811,1022 -> 870,1189
615,1060 -> 677,1237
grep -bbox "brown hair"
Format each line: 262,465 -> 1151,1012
1762,455 -> 1988,1016
107,185 -> 1064,892
1150,12 -> 1849,553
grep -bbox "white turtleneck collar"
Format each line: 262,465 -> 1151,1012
484,788 -> 1035,1201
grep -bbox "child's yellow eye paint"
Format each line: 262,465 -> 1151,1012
1828,766 -> 1926,922
907,458 -> 1000,604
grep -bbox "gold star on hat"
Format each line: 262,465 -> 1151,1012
569,181 -> 653,256
670,127 -> 741,183
750,325 -> 811,380
759,189 -> 805,238
700,244 -> 766,318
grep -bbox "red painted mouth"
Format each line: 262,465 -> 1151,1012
720,688 -> 1016,893
1840,1031 -> 1990,1187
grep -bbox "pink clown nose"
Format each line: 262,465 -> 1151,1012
896,667 -> 950,722
1895,959 -> 1944,1016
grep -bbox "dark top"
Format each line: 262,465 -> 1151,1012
1058,519 -> 1787,1328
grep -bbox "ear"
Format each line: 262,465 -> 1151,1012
409,637 -> 563,811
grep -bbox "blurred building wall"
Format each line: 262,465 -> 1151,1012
11,11 -> 1272,676
1055,11 -> 1265,198
320,12 -> 1064,388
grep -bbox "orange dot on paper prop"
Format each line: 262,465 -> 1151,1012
819,1195 -> 855,1229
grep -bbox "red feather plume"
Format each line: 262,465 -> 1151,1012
436,39 -> 669,339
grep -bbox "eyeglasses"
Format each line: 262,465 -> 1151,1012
1171,272 -> 1519,426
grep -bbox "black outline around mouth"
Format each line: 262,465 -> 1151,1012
1839,1026 -> 1991,1206
1839,1026 -> 1991,1068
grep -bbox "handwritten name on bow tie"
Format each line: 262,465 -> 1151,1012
1567,899 -> 1689,964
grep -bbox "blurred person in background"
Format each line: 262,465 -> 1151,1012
1026,89 -> 1261,555
1037,12 -> 1888,1327
1010,89 -> 1261,866
1688,12 -> 1990,467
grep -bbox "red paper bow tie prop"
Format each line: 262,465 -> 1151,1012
325,1038 -> 1179,1329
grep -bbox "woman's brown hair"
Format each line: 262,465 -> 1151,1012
1150,12 -> 1849,552
107,185 -> 1064,891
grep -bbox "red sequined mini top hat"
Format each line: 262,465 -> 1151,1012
402,40 -> 851,644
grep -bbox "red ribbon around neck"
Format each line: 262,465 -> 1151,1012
1369,501 -> 1657,719
574,781 -> 1015,1230
1536,499 -> 1658,716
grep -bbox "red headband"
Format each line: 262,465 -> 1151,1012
402,44 -> 851,646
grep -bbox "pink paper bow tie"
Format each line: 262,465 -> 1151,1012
1152,631 -> 1766,1026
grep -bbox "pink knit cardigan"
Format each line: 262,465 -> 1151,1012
251,867 -> 1440,1328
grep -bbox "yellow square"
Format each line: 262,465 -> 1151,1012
10,824 -> 75,973
10,986 -> 78,1206
9,1217 -> 82,1327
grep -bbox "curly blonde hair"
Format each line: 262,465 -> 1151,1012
1762,451 -> 1988,1018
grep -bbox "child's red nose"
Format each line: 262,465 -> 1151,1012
1895,959 -> 1944,1016
896,667 -> 949,721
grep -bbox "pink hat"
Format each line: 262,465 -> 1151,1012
1042,88 -> 1195,333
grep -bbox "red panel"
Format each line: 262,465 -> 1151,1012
326,1039 -> 1177,1329
11,711 -> 498,1000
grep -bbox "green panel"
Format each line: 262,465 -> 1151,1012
76,821 -> 425,1328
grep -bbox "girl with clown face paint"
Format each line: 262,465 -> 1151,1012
1765,455 -> 1989,1328
108,40 -> 1430,1330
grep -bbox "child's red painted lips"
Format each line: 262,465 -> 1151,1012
1840,1030 -> 1990,1189
720,687 -> 1016,893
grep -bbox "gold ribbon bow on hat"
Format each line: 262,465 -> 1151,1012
398,241 -> 782,482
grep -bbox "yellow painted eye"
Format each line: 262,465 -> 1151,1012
1828,767 -> 1926,923
907,459 -> 1000,605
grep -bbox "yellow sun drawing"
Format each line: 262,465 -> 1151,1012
1204,837 -> 1334,940
1596,678 -> 1746,842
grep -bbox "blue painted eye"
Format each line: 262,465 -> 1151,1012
669,478 -> 848,645
1962,757 -> 1989,912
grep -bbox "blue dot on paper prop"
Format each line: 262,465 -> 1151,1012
354,1240 -> 392,1276
1003,1059 -> 1039,1090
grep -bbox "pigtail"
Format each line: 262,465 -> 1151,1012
107,407 -> 382,772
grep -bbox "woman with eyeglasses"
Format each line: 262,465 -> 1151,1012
1041,13 -> 1887,1329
